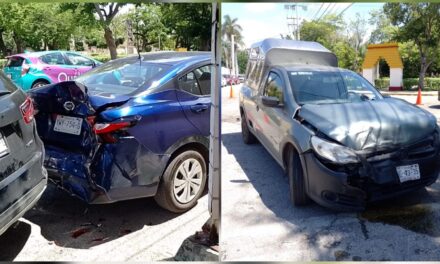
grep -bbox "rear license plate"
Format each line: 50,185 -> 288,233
54,115 -> 83,135
0,135 -> 8,158
396,164 -> 420,183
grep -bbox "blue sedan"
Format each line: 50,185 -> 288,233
29,52 -> 211,213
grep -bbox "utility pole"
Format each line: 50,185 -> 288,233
231,34 -> 235,77
285,4 -> 307,40
208,1 -> 220,244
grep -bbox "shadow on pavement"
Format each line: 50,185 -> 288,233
0,221 -> 31,260
222,131 -> 440,234
22,184 -> 181,249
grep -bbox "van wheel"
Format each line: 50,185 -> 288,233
155,150 -> 207,213
287,148 -> 309,206
31,80 -> 49,89
241,112 -> 257,144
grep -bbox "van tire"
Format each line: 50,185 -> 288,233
241,112 -> 257,144
287,148 -> 309,206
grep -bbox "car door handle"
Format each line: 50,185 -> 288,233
190,104 -> 209,113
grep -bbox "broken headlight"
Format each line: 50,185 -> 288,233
310,136 -> 360,164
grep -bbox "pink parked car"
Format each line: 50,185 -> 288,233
3,51 -> 101,91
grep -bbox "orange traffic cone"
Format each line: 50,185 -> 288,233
416,87 -> 422,105
229,84 -> 234,98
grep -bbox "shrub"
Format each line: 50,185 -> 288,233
374,77 -> 440,91
374,78 -> 389,90
90,54 -> 128,63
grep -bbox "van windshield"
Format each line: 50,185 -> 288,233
288,70 -> 382,105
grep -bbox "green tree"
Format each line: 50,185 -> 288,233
384,3 -> 440,89
368,9 -> 398,44
128,4 -> 166,51
222,15 -> 244,71
161,3 -> 211,51
237,49 -> 248,74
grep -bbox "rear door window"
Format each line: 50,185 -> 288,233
6,57 -> 24,67
41,52 -> 68,65
178,72 -> 201,95
194,65 -> 211,95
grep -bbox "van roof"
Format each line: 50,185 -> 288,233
249,38 -> 338,67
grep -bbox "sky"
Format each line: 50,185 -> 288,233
222,3 -> 384,48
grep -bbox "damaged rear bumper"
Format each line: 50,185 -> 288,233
44,139 -> 170,204
303,149 -> 440,211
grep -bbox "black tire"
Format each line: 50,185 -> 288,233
154,150 -> 207,213
287,147 -> 309,206
31,80 -> 49,89
241,112 -> 257,144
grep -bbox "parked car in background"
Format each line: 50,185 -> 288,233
238,74 -> 245,83
223,74 -> 239,85
3,51 -> 102,91
29,52 -> 211,213
0,71 -> 47,236
240,38 -> 440,211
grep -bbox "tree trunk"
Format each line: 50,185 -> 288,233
0,30 -> 7,57
12,32 -> 24,54
418,55 -> 429,90
104,26 -> 117,60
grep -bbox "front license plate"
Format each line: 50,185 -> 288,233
396,164 -> 421,183
54,115 -> 83,135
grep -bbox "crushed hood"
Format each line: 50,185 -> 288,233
299,98 -> 438,151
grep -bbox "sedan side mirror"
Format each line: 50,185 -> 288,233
261,96 -> 280,107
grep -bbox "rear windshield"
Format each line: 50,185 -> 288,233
288,70 -> 382,105
0,72 -> 18,93
75,59 -> 171,95
6,57 -> 24,67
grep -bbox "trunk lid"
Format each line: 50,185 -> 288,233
29,81 -> 129,153
299,98 -> 437,151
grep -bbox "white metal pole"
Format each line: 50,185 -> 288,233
209,1 -> 221,239
231,34 -> 235,77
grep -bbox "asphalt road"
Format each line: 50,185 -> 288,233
221,84 -> 440,261
0,184 -> 209,261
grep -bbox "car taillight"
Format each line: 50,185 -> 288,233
20,97 -> 34,124
93,121 -> 131,143
21,64 -> 30,76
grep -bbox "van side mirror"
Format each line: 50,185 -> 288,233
261,96 -> 280,107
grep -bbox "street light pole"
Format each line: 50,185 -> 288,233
231,34 -> 235,77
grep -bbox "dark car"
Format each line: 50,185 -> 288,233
239,38 -> 440,210
0,71 -> 47,236
29,52 -> 211,213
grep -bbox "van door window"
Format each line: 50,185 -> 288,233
263,72 -> 284,103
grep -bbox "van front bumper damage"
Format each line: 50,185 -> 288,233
303,136 -> 440,211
